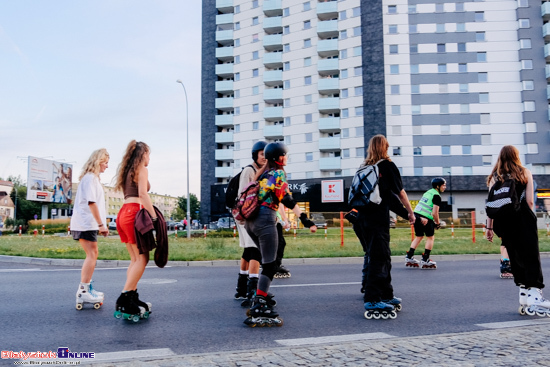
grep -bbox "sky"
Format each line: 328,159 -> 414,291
0,1 -> 203,198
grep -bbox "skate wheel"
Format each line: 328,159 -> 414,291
518,306 -> 526,315
93,303 -> 101,310
395,304 -> 402,312
381,313 -> 389,320
536,311 -> 546,317
364,311 -> 372,319
143,312 -> 149,319
276,317 -> 284,327
132,315 -> 140,322
373,313 -> 381,320
389,311 -> 397,319
76,303 -> 83,311
246,309 -> 252,317
525,308 -> 535,316
114,311 -> 122,319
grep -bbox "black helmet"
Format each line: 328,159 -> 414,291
432,177 -> 446,189
264,142 -> 288,163
251,141 -> 268,162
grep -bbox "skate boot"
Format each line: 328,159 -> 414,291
405,256 -> 420,268
382,297 -> 402,312
76,282 -> 104,310
89,280 -> 104,298
241,277 -> 258,308
364,301 -> 397,320
500,259 -> 513,279
421,258 -> 437,269
133,289 -> 152,315
274,265 -> 291,279
525,287 -> 550,317
234,273 -> 248,300
518,286 -> 528,315
244,295 -> 283,327
114,291 -> 147,322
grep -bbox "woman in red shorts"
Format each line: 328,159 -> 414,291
113,140 -> 156,317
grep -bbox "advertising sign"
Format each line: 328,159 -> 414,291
26,156 -> 73,204
321,179 -> 344,203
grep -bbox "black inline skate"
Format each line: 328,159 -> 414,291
244,295 -> 283,327
273,265 -> 291,279
500,259 -> 513,279
234,273 -> 248,300
241,277 -> 258,307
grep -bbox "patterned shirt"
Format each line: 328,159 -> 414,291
258,169 -> 292,211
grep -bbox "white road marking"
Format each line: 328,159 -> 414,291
0,268 -> 42,272
271,282 -> 360,288
476,319 -> 550,329
92,348 -> 176,362
0,266 -> 168,272
276,332 -> 395,346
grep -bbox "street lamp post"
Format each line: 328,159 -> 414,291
176,79 -> 191,239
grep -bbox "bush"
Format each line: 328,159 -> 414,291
28,219 -> 70,234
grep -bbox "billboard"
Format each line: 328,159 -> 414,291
26,156 -> 73,204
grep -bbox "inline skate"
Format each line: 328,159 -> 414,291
274,265 -> 291,279
234,273 -> 248,300
500,259 -> 513,279
382,297 -> 402,312
405,256 -> 420,268
114,291 -> 149,322
244,295 -> 283,327
75,282 -> 104,310
421,258 -> 437,269
364,301 -> 397,319
241,277 -> 258,308
524,287 -> 550,317
518,286 -> 528,315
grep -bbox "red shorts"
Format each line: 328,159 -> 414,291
117,203 -> 140,244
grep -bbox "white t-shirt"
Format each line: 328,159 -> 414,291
70,173 -> 106,231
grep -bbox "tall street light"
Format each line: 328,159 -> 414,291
176,79 -> 191,239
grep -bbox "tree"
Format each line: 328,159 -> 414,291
177,193 -> 200,220
9,184 -> 42,224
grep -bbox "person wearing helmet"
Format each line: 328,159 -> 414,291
233,141 -> 267,306
406,177 -> 447,269
243,142 -> 317,327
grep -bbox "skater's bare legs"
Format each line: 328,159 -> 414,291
123,243 -> 148,291
424,236 -> 435,251
410,236 -> 423,250
79,239 -> 98,283
501,246 -> 509,259
239,258 -> 259,274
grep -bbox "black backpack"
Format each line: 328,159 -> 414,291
486,175 -> 524,220
225,165 -> 256,209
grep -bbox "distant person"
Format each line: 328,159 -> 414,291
113,140 -> 155,320
70,148 -> 109,310
52,176 -> 65,203
274,205 -> 291,278
486,145 -> 550,316
405,177 -> 446,269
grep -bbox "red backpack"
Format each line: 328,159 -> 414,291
232,181 -> 261,221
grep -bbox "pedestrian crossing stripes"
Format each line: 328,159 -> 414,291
275,332 -> 395,346
476,319 -> 550,329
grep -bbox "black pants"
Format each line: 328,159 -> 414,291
353,215 -> 393,303
276,223 -> 287,267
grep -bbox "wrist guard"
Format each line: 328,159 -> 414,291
299,213 -> 315,228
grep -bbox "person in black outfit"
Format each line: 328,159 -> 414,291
352,135 -> 415,316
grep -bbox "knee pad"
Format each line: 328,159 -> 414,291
261,261 -> 278,280
242,247 -> 261,263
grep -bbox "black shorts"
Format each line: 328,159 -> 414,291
242,247 -> 262,262
72,230 -> 98,242
413,214 -> 435,237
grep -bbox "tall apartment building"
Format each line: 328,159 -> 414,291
201,0 -> 550,224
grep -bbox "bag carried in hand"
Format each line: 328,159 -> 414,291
232,181 -> 261,221
225,165 -> 255,209
348,160 -> 383,209
486,176 -> 524,220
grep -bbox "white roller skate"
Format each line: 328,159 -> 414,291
421,259 -> 437,269
364,301 -> 397,320
405,256 -> 420,268
525,288 -> 550,317
89,280 -> 104,298
518,286 -> 528,315
76,282 -> 104,310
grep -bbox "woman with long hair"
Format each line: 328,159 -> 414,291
353,134 -> 415,319
243,142 -> 317,327
486,145 -> 550,316
70,148 -> 110,310
113,140 -> 155,318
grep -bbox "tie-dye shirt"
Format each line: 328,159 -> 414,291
258,169 -> 293,210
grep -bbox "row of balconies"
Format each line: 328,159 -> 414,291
215,97 -> 340,114
215,76 -> 339,95
216,15 -> 338,37
215,115 -> 340,131
215,58 -> 339,79
214,127 -> 341,146
215,0 -> 338,18
215,156 -> 341,177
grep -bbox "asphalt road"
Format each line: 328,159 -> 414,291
1,257 -> 550,364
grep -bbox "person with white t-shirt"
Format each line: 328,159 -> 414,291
70,148 -> 110,310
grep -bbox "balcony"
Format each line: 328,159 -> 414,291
215,97 -> 234,111
215,115 -> 234,127
263,106 -> 284,121
319,137 -> 340,151
318,78 -> 339,94
216,30 -> 234,45
318,117 -> 340,132
215,131 -> 234,144
263,16 -> 282,33
216,0 -> 233,13
545,44 -> 550,62
543,2 -> 550,22
318,59 -> 339,75
263,88 -> 283,103
216,46 -> 234,61
264,124 -> 284,139
317,1 -> 338,20
319,157 -> 341,171
263,52 -> 283,68
318,97 -> 340,113
317,39 -> 339,57
263,70 -> 283,86
546,65 -> 550,80
263,0 -> 283,17
317,20 -> 338,38
215,63 -> 234,77
263,34 -> 283,51
215,166 -> 233,178
215,149 -> 234,161
216,13 -> 234,25
547,86 -> 550,100
215,80 -> 234,93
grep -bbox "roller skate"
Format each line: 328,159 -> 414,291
133,289 -> 152,314
114,291 -> 149,322
524,288 -> 550,317
500,259 -> 513,279
244,295 -> 284,327
364,301 -> 397,320
518,286 -> 528,315
274,265 -> 291,279
405,256 -> 420,268
234,273 -> 248,300
421,258 -> 437,269
75,282 -> 104,310
241,277 -> 258,308
382,297 -> 402,312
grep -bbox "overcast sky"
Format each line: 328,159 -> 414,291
0,1 -> 203,198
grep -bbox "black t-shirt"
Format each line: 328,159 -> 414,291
432,193 -> 441,207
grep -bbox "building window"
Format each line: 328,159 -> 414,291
475,12 -> 484,21
476,32 -> 485,42
521,60 -> 533,69
410,44 -> 418,53
440,104 -> 449,114
463,167 -> 473,175
519,19 -> 530,28
459,83 -> 468,93
390,65 -> 399,74
340,10 -> 347,19
355,86 -> 363,96
235,22 -> 240,30
342,128 -> 349,138
283,25 -> 290,35
479,93 -> 489,103
235,5 -> 240,13
354,66 -> 362,76
436,23 -> 445,33
389,25 -> 397,34
235,39 -> 240,47
353,46 -> 362,56
304,57 -> 311,66
481,134 -> 491,145
520,39 -> 532,49
456,23 -> 466,32
411,85 -> 419,94
458,43 -> 466,52
305,113 -> 312,123
523,80 -> 534,90
436,3 -> 444,12
252,68 -> 259,77
409,5 -> 416,14
456,2 -> 464,11
442,146 -> 450,155
409,24 -> 417,33
388,5 -> 397,14
305,133 -> 312,142
341,88 -> 348,98
355,107 -> 364,116
441,125 -> 450,134
343,149 -> 350,158
252,121 -> 259,130
234,107 -> 240,115
342,109 -> 349,118
234,55 -> 240,64
252,33 -> 259,42
284,98 -> 290,107
458,63 -> 467,72
252,17 -> 259,26
303,1 -> 311,11
341,69 -> 348,79
253,104 -> 260,112
438,64 -> 447,73
463,146 -> 472,155
305,152 -> 313,162
437,44 -> 445,53
284,80 -> 290,89
306,172 -> 314,179
518,0 -> 528,7
389,45 -> 398,54
478,72 -> 488,83
353,26 -> 361,37
234,90 -> 240,98
482,155 -> 492,166
412,105 -> 421,115
284,43 -> 290,52
252,0 -> 258,8
304,20 -> 311,29
285,135 -> 291,144
283,7 -> 290,16
284,117 -> 291,126
477,52 -> 487,62
439,84 -> 447,93
391,105 -> 401,115
340,49 -> 347,59
460,104 -> 469,113
391,85 -> 400,94
410,64 -> 419,74
305,94 -> 312,104
252,51 -> 259,60
413,147 -> 422,155
352,7 -> 361,17
284,61 -> 290,71
340,30 -> 347,39
355,127 -> 364,136
304,76 -> 312,85
524,101 -> 536,111
356,147 -> 364,157
304,39 -> 311,48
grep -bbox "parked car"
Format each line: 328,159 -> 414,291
310,213 -> 327,228
166,221 -> 184,231
217,216 -> 235,229
107,215 -> 117,231
390,217 -> 396,229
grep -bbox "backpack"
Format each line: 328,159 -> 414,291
486,175 -> 524,220
232,181 -> 261,221
225,165 -> 255,209
348,160 -> 383,209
